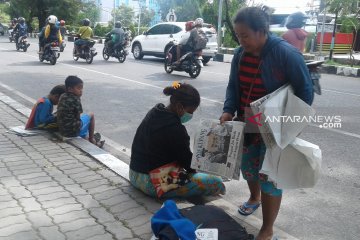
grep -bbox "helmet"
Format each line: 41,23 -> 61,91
60,20 -> 65,26
285,12 -> 307,29
194,18 -> 204,27
82,18 -> 90,26
18,17 -> 25,24
185,21 -> 194,30
48,15 -> 58,24
13,18 -> 18,22
115,21 -> 122,28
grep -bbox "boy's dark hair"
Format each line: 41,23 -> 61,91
65,76 -> 83,90
233,6 -> 272,34
50,84 -> 66,96
163,83 -> 200,108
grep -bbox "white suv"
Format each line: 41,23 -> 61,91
131,22 -> 217,64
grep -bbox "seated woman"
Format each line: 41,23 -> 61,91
130,82 -> 225,198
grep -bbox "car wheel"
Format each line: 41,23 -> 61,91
132,43 -> 144,60
202,57 -> 211,64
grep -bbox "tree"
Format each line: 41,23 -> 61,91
6,0 -> 83,29
326,0 -> 360,59
113,4 -> 135,27
76,0 -> 101,26
137,7 -> 155,27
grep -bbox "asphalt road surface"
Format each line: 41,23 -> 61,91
0,36 -> 359,240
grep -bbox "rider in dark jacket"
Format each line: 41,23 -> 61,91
105,21 -> 125,54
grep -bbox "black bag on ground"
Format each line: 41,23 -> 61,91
158,205 -> 253,240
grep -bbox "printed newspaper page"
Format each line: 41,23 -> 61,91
191,119 -> 245,180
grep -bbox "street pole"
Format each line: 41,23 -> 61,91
329,10 -> 338,60
113,0 -> 116,26
137,3 -> 141,35
319,2 -> 326,58
217,0 -> 223,51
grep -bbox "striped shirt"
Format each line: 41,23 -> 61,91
239,53 -> 267,117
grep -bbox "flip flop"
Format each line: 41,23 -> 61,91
94,132 -> 101,143
238,201 -> 261,216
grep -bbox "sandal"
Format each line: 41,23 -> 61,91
97,140 -> 105,148
238,201 -> 261,216
94,132 -> 101,143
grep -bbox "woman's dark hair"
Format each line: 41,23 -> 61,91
50,84 -> 66,95
65,76 -> 83,89
163,83 -> 200,108
233,6 -> 271,34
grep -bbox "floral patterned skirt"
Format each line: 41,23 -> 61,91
129,169 -> 225,199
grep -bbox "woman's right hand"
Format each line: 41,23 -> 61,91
220,112 -> 233,124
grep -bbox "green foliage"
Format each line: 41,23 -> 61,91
0,3 -> 11,23
113,4 -> 135,27
75,0 -> 101,27
137,7 -> 155,27
6,0 -> 83,28
340,16 -> 360,33
93,24 -> 112,37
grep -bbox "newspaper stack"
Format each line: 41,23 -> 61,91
250,85 -> 322,189
191,120 -> 245,180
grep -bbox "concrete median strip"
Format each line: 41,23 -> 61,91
0,88 -> 301,239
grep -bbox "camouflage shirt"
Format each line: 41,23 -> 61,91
57,92 -> 82,137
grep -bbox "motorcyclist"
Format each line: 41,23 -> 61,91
174,18 -> 208,66
40,15 -> 62,54
13,17 -> 28,45
59,20 -> 67,39
282,12 -> 308,52
74,18 -> 94,56
9,18 -> 17,30
105,21 -> 125,55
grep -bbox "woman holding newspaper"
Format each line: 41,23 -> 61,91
130,82 -> 225,199
220,6 -> 313,240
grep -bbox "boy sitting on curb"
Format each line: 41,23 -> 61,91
25,84 -> 66,130
57,75 -> 104,148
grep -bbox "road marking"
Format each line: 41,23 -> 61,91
309,123 -> 360,139
1,46 -> 360,139
322,89 -> 360,97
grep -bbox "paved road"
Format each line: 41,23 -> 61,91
0,36 -> 359,240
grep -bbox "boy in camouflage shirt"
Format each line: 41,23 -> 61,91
57,76 -> 104,147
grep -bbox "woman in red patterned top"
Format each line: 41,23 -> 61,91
220,6 -> 313,240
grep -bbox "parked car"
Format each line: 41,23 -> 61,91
131,22 -> 217,64
0,23 -> 5,36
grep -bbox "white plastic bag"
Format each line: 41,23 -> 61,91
261,137 -> 322,189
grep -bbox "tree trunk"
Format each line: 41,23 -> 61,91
224,0 -> 239,45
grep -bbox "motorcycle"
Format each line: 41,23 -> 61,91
73,38 -> 97,64
164,44 -> 202,78
8,28 -> 15,42
16,35 -> 30,52
39,41 -> 60,65
306,60 -> 324,95
102,36 -> 127,63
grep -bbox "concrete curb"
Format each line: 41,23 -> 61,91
321,64 -> 360,77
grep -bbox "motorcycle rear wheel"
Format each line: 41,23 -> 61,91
189,61 -> 201,78
50,53 -> 57,65
73,48 -> 79,61
86,53 -> 93,64
164,58 -> 173,74
118,50 -> 126,63
103,48 -> 110,61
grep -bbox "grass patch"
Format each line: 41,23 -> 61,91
325,59 -> 360,68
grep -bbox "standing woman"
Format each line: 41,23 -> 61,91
219,6 -> 313,240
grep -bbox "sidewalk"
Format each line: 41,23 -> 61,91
0,99 -> 160,239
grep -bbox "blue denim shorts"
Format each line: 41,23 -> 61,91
79,114 -> 91,138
